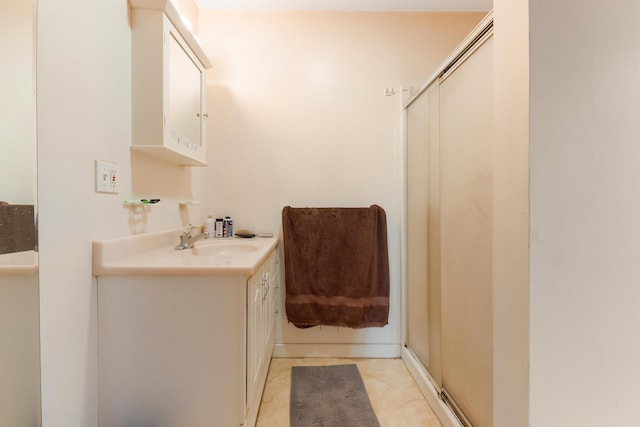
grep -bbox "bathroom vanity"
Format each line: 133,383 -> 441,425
93,229 -> 278,427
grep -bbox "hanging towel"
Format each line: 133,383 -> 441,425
0,203 -> 36,255
282,205 -> 390,329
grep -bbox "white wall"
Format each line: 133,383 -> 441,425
198,11 -> 486,354
529,0 -> 640,425
37,0 -> 204,425
0,0 -> 37,205
492,0 -> 530,426
37,1 -> 131,423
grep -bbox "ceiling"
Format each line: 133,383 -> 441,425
195,0 -> 493,12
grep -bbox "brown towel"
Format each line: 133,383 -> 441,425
282,205 -> 390,329
0,204 -> 36,255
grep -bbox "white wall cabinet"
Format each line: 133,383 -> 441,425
97,247 -> 278,427
130,0 -> 212,166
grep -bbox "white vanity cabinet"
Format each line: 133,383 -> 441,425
130,0 -> 212,166
0,257 -> 40,427
96,240 -> 278,427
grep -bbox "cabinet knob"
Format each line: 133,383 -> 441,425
197,113 -> 209,118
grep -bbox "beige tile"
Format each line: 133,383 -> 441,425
256,358 -> 442,427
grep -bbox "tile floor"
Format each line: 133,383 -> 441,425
256,357 -> 443,427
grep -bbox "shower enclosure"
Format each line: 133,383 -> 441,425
404,14 -> 493,427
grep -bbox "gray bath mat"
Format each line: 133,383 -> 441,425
290,364 -> 381,427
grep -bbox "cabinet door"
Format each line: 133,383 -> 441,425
264,252 -> 277,352
244,249 -> 278,427
167,30 -> 203,152
246,271 -> 264,407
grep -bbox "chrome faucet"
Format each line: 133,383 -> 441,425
175,224 -> 209,250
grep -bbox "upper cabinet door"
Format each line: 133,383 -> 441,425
167,25 -> 205,159
130,1 -> 211,167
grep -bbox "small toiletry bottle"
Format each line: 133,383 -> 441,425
225,216 -> 233,237
215,218 -> 224,238
204,214 -> 215,236
222,217 -> 228,237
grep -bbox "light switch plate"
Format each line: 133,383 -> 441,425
95,160 -> 119,194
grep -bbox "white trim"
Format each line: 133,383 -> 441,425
403,10 -> 493,109
196,0 -> 492,12
401,347 -> 463,427
439,26 -> 493,83
129,0 -> 212,68
272,343 -> 401,358
400,105 -> 409,352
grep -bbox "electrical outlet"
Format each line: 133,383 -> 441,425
95,160 -> 119,194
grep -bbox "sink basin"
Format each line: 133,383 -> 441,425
191,241 -> 259,257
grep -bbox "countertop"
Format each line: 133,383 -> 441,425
93,227 -> 278,277
0,250 -> 38,276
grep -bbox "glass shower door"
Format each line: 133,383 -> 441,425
439,34 -> 494,427
405,80 -> 442,388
